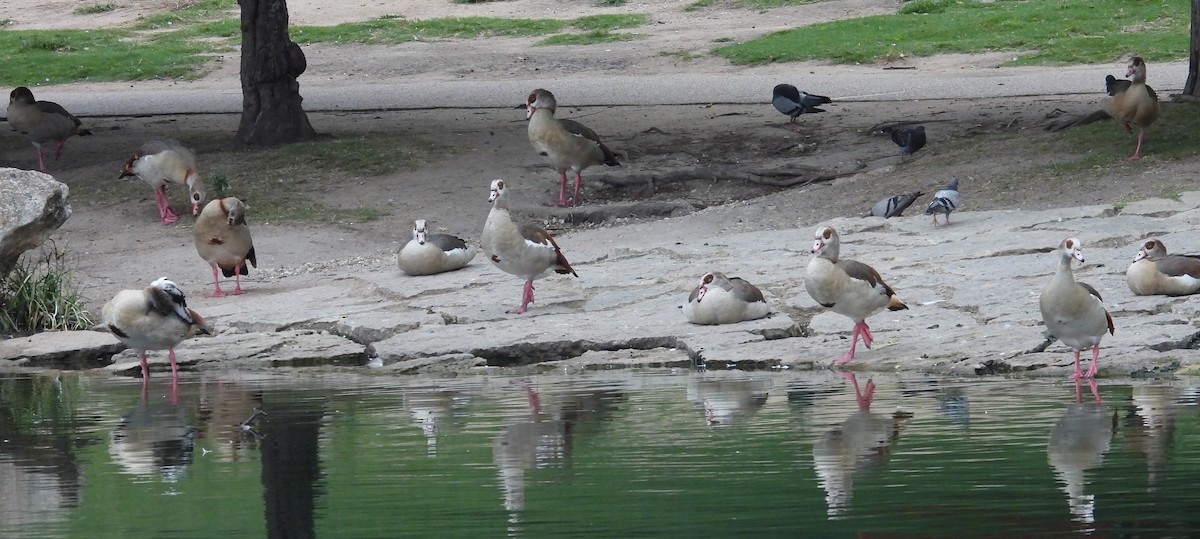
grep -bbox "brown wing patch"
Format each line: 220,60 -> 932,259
839,259 -> 883,288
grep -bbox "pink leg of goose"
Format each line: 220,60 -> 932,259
139,351 -> 150,381
508,280 -> 536,314
1068,350 -> 1085,381
555,171 -> 571,207
1128,129 -> 1146,161
156,186 -> 179,224
571,172 -> 584,207
35,147 -> 47,172
1082,345 -> 1100,379
834,321 -> 874,365
208,265 -> 227,298
54,140 -> 66,159
232,263 -> 246,295
168,348 -> 179,378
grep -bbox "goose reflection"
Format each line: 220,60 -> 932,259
494,381 -> 625,516
812,372 -> 906,519
1047,378 -> 1111,528
109,388 -> 196,482
687,376 -> 771,426
406,389 -> 469,457
1124,384 -> 1181,492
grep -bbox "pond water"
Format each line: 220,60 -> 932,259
1,369 -> 1199,538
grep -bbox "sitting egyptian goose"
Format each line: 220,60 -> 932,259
1126,239 -> 1200,296
120,140 -> 206,225
772,83 -> 832,123
925,177 -> 960,226
683,271 -> 770,325
96,277 -> 210,380
526,88 -> 620,207
7,86 -> 92,172
805,226 -> 908,365
398,219 -> 476,276
193,197 -> 257,297
481,179 -> 577,314
1040,238 -> 1115,380
1102,57 -> 1159,160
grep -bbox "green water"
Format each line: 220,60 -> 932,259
1,371 -> 1198,538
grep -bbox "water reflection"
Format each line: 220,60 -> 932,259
109,388 -> 197,483
1125,384 -> 1184,492
406,388 -> 469,458
812,372 -> 906,519
1046,379 -> 1111,529
687,376 -> 771,426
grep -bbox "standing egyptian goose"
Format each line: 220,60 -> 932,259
1102,57 -> 1159,160
1126,239 -> 1200,296
526,88 -> 620,208
120,140 -> 206,225
683,271 -> 770,325
925,177 -> 960,226
805,226 -> 908,365
193,197 -> 257,297
96,277 -> 210,381
771,83 -> 832,123
481,179 -> 577,314
7,86 -> 92,172
1039,238 -> 1115,380
398,219 -> 476,276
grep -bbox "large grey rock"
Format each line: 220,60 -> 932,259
0,330 -> 123,369
103,329 -> 368,376
0,168 -> 71,276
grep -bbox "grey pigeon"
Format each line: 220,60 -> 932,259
925,177 -> 961,226
891,125 -> 926,159
772,83 -> 832,123
868,191 -> 924,218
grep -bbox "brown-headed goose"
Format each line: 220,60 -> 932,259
120,140 -> 206,225
1040,238 -> 1115,380
1126,239 -> 1200,296
526,88 -> 620,207
7,86 -> 92,172
398,219 -> 477,276
481,179 -> 577,314
193,197 -> 257,297
96,277 -> 210,380
1102,57 -> 1159,160
684,271 -> 770,325
805,226 -> 908,365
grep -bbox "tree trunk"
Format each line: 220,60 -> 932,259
236,0 -> 317,146
1187,0 -> 1200,95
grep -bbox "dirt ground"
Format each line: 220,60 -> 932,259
3,0 -> 1197,312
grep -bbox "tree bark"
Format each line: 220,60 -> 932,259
236,0 -> 317,146
1187,0 -> 1200,95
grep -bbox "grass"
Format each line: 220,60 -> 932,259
685,0 -> 819,11
291,14 -> 648,45
0,28 -> 218,86
74,3 -> 120,15
714,0 -> 1190,66
1044,102 -> 1200,172
0,243 -> 93,337
537,30 -> 645,46
659,50 -> 703,61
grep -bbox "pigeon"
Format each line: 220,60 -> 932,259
925,177 -> 961,226
772,83 -> 832,123
891,126 -> 926,158
867,191 -> 924,218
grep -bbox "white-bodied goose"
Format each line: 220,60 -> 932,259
1126,239 -> 1200,296
120,140 -> 206,225
1039,238 -> 1115,380
683,271 -> 770,325
481,179 -> 578,314
805,226 -> 908,365
193,197 -> 257,297
96,277 -> 210,380
398,219 -> 477,276
7,86 -> 92,172
526,88 -> 620,207
1102,57 -> 1159,160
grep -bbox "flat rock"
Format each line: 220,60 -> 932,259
0,330 -> 123,369
103,330 -> 367,377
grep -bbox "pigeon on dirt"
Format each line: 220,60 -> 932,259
772,83 -> 832,123
925,177 -> 961,226
891,125 -> 926,159
867,191 -> 924,218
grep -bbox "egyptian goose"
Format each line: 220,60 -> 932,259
772,83 -> 832,123
398,219 -> 476,276
526,88 -> 620,207
6,86 -> 92,172
925,177 -> 960,226
891,125 -> 926,159
193,197 -> 257,297
120,140 -> 206,225
481,179 -> 578,314
1039,238 -> 1115,380
1102,57 -> 1159,160
683,271 -> 770,325
96,277 -> 210,380
867,190 -> 924,218
805,226 -> 908,365
1126,239 -> 1200,296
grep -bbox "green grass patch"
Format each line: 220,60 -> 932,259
1045,102 -> 1200,170
0,28 -> 219,86
537,30 -> 645,46
659,50 -> 703,61
572,14 -> 646,31
714,0 -> 1189,66
74,3 -> 120,15
248,136 -> 436,177
133,0 -> 237,30
0,244 -> 93,337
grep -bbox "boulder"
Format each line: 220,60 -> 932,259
0,168 -> 71,276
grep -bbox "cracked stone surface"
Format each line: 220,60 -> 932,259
11,192 -> 1200,378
